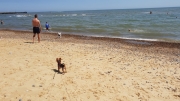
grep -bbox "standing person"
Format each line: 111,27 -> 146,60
32,14 -> 42,43
45,22 -> 50,31
1,20 -> 3,25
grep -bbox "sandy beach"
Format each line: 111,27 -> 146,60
0,30 -> 180,101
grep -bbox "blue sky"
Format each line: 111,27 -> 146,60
0,0 -> 180,12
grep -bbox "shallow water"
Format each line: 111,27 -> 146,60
0,7 -> 180,42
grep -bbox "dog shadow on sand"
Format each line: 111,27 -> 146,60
52,69 -> 65,79
51,69 -> 64,74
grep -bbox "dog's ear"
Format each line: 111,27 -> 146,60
59,58 -> 61,61
56,58 -> 59,62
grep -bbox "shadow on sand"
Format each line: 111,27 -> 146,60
52,69 -> 59,73
24,42 -> 34,44
52,69 -> 61,79
52,69 -> 64,75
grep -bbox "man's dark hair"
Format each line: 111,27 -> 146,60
34,14 -> 37,18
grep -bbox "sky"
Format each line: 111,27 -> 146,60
0,0 -> 180,12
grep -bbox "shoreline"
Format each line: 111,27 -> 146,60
1,28 -> 180,43
0,29 -> 180,101
1,29 -> 179,58
1,29 -> 180,47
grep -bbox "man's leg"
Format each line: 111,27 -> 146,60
37,34 -> 40,43
33,34 -> 36,43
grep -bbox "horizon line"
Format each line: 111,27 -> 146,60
28,6 -> 180,13
1,6 -> 179,13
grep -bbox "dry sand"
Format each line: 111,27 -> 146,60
0,30 -> 180,101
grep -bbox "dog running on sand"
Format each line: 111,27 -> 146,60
56,58 -> 67,73
58,32 -> 61,38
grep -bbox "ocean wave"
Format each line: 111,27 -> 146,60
15,15 -> 27,17
123,37 -> 158,41
129,29 -> 145,33
72,14 -> 77,16
82,14 -> 86,16
84,34 -> 159,42
142,12 -> 150,14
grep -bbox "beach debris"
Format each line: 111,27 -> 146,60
174,95 -> 180,98
172,88 -> 177,92
32,84 -> 43,87
19,99 -> 22,101
136,92 -> 140,97
62,96 -> 66,100
105,71 -> 112,74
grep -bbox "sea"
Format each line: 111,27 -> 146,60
0,7 -> 180,42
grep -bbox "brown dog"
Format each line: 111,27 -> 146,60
56,58 -> 67,73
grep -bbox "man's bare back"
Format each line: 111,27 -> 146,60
32,18 -> 40,27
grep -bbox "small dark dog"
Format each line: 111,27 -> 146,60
56,58 -> 67,73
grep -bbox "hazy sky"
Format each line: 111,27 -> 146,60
0,0 -> 180,12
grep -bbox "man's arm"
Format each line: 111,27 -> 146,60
32,20 -> 34,26
39,21 -> 42,31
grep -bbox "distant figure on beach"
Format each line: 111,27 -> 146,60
1,20 -> 3,25
150,11 -> 152,14
32,14 -> 42,43
45,22 -> 50,31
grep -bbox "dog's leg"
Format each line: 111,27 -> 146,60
63,66 -> 67,73
64,67 -> 67,73
62,67 -> 64,73
58,65 -> 60,73
59,33 -> 61,38
56,58 -> 60,72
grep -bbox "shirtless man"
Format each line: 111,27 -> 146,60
32,14 -> 42,43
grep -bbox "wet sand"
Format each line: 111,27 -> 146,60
0,30 -> 180,101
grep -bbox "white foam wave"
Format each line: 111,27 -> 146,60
142,12 -> 150,14
129,29 -> 145,33
87,35 -> 158,42
72,14 -> 77,16
15,15 -> 27,17
121,37 -> 158,41
82,14 -> 86,16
